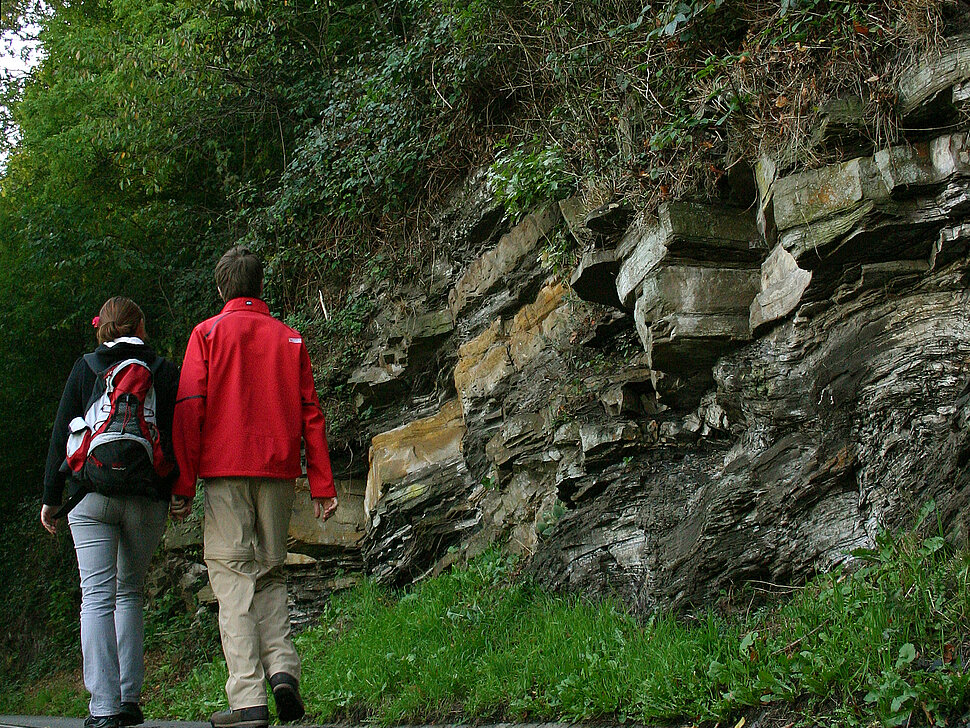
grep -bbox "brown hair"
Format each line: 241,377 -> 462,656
215,245 -> 263,301
96,297 -> 145,345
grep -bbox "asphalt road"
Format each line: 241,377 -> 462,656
0,719 -> 600,728
0,719 -> 211,728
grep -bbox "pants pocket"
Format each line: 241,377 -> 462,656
69,491 -> 111,525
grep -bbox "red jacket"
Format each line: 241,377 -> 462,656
172,297 -> 335,499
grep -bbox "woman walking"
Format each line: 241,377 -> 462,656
40,297 -> 179,728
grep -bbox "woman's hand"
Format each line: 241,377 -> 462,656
40,504 -> 59,534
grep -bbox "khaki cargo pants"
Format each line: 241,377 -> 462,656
203,477 -> 300,709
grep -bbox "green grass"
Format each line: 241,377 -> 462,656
0,675 -> 87,717
5,523 -> 970,727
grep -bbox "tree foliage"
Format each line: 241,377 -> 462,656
0,0 -> 371,500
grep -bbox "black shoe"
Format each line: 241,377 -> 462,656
209,706 -> 269,728
269,672 -> 305,723
84,716 -> 119,728
118,702 -> 144,727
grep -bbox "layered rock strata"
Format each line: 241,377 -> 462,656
353,35 -> 970,608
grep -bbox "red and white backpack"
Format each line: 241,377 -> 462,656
64,353 -> 173,496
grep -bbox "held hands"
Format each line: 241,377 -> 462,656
313,496 -> 339,521
40,504 -> 59,535
169,494 -> 193,521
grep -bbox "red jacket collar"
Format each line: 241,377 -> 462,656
221,297 -> 270,315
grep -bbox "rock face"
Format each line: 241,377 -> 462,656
449,206 -> 560,318
165,37 -> 970,619
532,276 -> 970,608
362,399 -> 474,585
522,110 -> 970,607
342,35 -> 970,611
749,245 -> 812,333
897,33 -> 970,122
289,478 -> 367,567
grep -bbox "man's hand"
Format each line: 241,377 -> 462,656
313,496 -> 338,521
40,504 -> 59,535
169,494 -> 193,521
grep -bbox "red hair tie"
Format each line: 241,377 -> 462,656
91,316 -> 101,328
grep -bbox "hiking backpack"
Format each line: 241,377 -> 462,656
64,353 -> 173,497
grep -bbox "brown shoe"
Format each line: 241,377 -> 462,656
269,673 -> 305,723
209,706 -> 269,728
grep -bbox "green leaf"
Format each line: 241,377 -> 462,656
896,643 -> 916,667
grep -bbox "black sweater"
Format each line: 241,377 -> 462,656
43,341 -> 180,506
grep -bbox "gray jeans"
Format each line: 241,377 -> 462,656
68,492 -> 168,717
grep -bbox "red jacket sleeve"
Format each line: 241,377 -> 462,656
172,327 -> 208,499
299,342 -> 336,499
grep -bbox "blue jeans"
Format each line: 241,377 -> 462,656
68,492 -> 168,717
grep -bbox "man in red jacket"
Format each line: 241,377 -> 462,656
171,246 -> 338,728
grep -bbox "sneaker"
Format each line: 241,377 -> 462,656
118,702 -> 144,727
269,673 -> 305,723
209,706 -> 269,728
84,716 -> 119,728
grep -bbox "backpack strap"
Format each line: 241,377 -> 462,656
51,484 -> 89,520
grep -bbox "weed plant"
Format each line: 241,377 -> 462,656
85,522 -> 970,727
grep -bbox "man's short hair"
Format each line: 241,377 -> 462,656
215,246 -> 263,301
